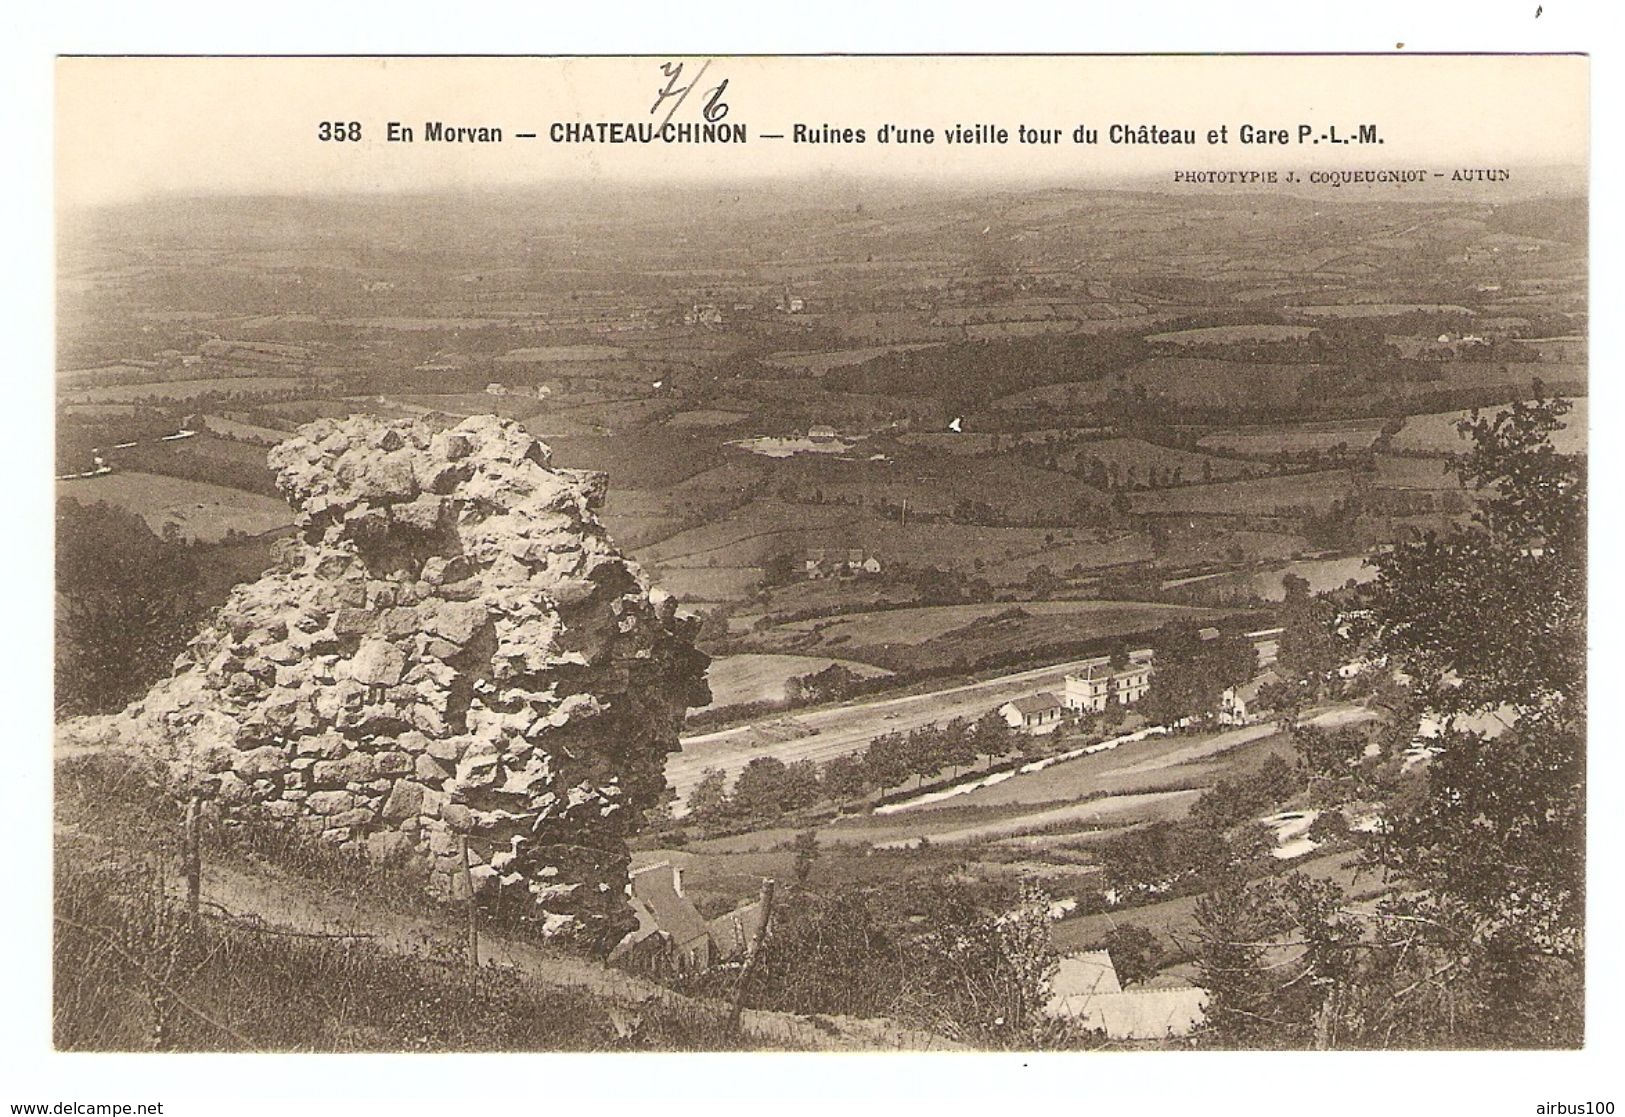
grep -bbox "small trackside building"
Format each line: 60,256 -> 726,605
999,692 -> 1066,733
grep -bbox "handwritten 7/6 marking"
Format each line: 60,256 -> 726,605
651,61 -> 730,124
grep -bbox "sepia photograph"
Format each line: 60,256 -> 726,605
43,49 -> 1592,1072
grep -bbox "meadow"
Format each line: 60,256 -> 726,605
57,471 -> 293,542
1198,421 -> 1386,457
1390,397 -> 1587,456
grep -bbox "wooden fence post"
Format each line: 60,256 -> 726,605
728,878 -> 776,1031
460,836 -> 479,969
183,795 -> 201,924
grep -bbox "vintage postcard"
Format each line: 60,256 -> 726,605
51,54 -> 1587,1063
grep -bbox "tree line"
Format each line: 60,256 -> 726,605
680,712 -> 1018,829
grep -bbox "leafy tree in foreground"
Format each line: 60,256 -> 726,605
861,731 -> 913,790
970,710 -> 1013,763
1194,872 -> 1363,1049
1363,393 -> 1585,1007
1194,392 -> 1585,1049
56,499 -> 204,716
937,717 -> 977,776
1364,391 -> 1584,715
780,759 -> 823,811
708,874 -> 1059,1045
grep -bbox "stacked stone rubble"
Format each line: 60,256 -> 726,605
67,414 -> 709,951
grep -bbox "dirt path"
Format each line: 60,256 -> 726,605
173,852 -> 959,1052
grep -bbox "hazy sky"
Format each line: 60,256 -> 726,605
57,55 -> 1588,206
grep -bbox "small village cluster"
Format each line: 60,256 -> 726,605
997,648 -> 1158,733
997,626 -> 1284,734
803,546 -> 884,579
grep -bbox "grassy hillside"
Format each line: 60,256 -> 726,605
53,749 -> 948,1052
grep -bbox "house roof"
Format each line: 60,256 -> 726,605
629,862 -> 710,948
1069,987 -> 1210,1040
1236,669 -> 1282,704
1044,949 -> 1208,1039
707,899 -> 767,961
1047,950 -> 1123,1006
1008,692 -> 1064,716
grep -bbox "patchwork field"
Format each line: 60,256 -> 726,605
741,598 -> 1226,674
737,577 -> 921,622
1129,470 -> 1353,516
493,345 -> 628,362
542,432 -> 725,490
1372,455 -> 1462,490
1246,555 -> 1375,600
1150,525 -> 1307,570
762,344 -> 945,375
665,409 -> 752,429
61,377 -> 310,404
638,500 -> 854,567
1146,324 -> 1317,346
1045,437 -> 1257,483
756,599 -> 1216,653
265,399 -> 422,424
1112,358 -> 1327,410
1284,303 -> 1477,318
992,380 -> 1111,411
197,414 -> 296,443
383,393 -> 553,422
643,503 -> 1141,582
649,567 -> 762,604
975,532 -> 1155,584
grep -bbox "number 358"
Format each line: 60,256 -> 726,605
318,121 -> 362,141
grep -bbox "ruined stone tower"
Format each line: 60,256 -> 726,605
69,414 -> 710,951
